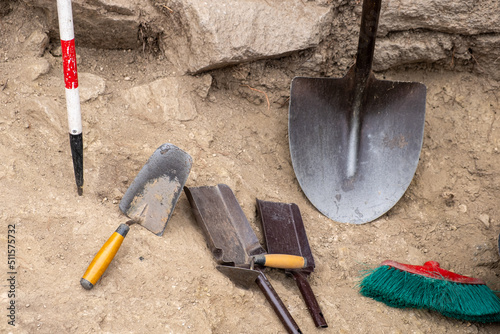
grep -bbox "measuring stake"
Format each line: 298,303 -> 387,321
56,0 -> 83,195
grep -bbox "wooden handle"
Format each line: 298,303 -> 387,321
253,254 -> 307,269
80,224 -> 130,290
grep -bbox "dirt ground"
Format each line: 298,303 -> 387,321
2,3 -> 500,334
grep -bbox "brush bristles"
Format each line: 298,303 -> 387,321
360,265 -> 500,323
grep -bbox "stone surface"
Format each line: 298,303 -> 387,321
379,0 -> 500,36
79,72 -> 106,102
28,0 -> 157,49
25,0 -> 500,79
120,74 -> 212,123
25,57 -> 51,81
157,0 -> 332,73
23,30 -> 50,57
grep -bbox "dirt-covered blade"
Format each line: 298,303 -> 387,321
119,143 -> 192,236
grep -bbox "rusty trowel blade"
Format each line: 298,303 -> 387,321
184,184 -> 265,265
257,199 -> 315,273
119,143 -> 192,236
257,199 -> 328,328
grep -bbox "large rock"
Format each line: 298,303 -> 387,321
119,75 -> 212,123
158,0 -> 332,73
27,0 -> 157,49
379,0 -> 500,36
25,0 -> 500,79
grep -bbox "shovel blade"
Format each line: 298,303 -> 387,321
289,76 -> 426,224
119,143 -> 192,235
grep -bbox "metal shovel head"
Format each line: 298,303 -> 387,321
289,74 -> 426,224
119,143 -> 192,236
257,199 -> 315,273
184,184 -> 266,265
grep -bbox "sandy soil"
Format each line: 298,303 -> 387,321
1,3 -> 500,334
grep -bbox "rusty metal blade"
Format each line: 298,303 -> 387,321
257,199 -> 315,273
185,184 -> 302,334
184,184 -> 265,265
119,143 -> 192,236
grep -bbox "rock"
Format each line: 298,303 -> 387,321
24,58 -> 51,81
478,214 -> 490,228
78,73 -> 106,102
120,74 -> 212,123
158,0 -> 332,73
27,0 -> 500,79
29,0 -> 157,49
379,0 -> 500,36
23,30 -> 50,57
373,32 -> 454,72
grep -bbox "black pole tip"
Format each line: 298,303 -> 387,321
77,186 -> 83,196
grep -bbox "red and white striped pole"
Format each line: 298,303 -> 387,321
56,0 -> 84,195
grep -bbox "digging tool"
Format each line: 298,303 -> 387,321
56,0 -> 84,195
288,0 -> 426,224
80,143 -> 192,289
184,184 -> 303,334
257,199 -> 327,328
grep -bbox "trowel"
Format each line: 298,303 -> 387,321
185,184 -> 304,334
257,199 -> 327,328
80,143 -> 192,289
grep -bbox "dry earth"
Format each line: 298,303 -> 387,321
1,1 -> 500,334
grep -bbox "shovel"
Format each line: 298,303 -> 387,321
288,0 -> 426,224
257,199 -> 327,328
80,143 -> 192,289
184,184 -> 303,334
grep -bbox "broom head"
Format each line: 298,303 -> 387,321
359,260 -> 500,322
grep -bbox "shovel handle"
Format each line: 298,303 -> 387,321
255,271 -> 303,334
253,254 -> 307,269
291,271 -> 328,328
354,0 -> 382,81
80,224 -> 130,290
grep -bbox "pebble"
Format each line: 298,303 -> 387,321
478,214 -> 490,228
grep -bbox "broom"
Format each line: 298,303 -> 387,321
359,260 -> 500,322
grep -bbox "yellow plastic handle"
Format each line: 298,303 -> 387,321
80,224 -> 130,290
253,254 -> 307,269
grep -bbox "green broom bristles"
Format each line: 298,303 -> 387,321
359,265 -> 500,323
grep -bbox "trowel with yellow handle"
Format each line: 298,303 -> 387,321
80,143 -> 192,289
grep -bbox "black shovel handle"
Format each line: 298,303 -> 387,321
255,272 -> 303,334
291,271 -> 328,328
354,0 -> 382,82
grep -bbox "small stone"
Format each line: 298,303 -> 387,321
26,58 -> 51,81
478,214 -> 490,228
79,73 -> 106,102
24,31 -> 49,57
458,204 -> 467,213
